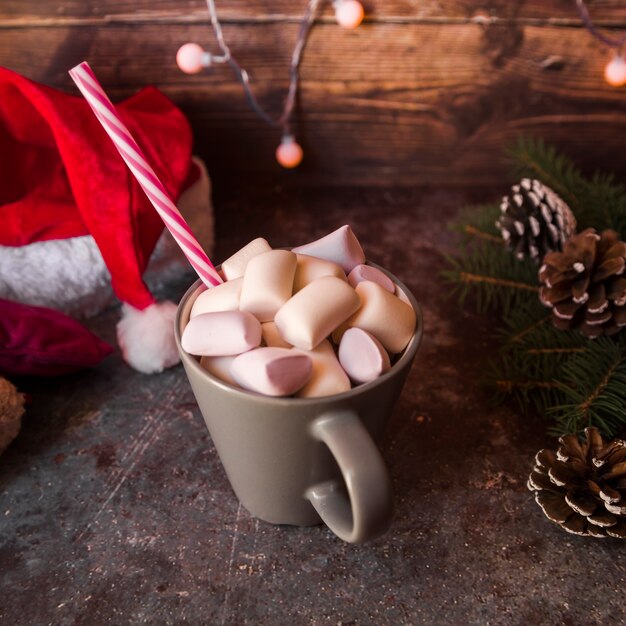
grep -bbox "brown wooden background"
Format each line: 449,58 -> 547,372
1,1 -> 625,189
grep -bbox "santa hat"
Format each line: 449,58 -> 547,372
0,67 -> 199,373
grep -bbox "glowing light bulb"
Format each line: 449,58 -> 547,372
335,0 -> 364,29
176,43 -> 211,75
276,135 -> 303,168
604,54 -> 626,87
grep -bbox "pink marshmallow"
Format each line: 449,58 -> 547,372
239,250 -> 297,322
338,328 -> 390,384
346,281 -> 416,354
292,225 -> 365,273
347,264 -> 395,293
274,276 -> 360,350
181,310 -> 262,356
293,254 -> 347,292
221,237 -> 272,280
230,347 -> 313,396
190,277 -> 243,317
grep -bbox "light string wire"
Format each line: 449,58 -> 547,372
576,0 -> 626,50
204,0 -> 322,136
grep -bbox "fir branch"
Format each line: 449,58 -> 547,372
485,352 -> 567,417
548,337 -> 626,437
487,300 -> 590,421
444,243 -> 539,315
505,315 -> 551,346
458,272 -> 538,292
494,379 -> 561,392
497,299 -> 586,353
525,347 -> 587,355
451,203 -> 502,243
462,225 -> 504,244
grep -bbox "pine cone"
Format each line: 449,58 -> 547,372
538,228 -> 626,338
0,377 -> 24,455
528,427 -> 626,537
496,178 -> 576,261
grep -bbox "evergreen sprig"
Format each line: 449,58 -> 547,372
444,203 -> 539,315
550,337 -> 626,437
448,137 -> 626,438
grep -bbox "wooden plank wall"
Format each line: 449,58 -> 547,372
1,1 -> 625,188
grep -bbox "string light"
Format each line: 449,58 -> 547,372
334,0 -> 364,29
576,0 -> 626,87
176,0 -> 364,167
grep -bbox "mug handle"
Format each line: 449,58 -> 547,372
305,410 -> 392,543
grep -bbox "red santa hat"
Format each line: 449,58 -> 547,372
0,67 -> 198,373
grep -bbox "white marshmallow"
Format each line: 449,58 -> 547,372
274,276 -> 360,350
239,250 -> 297,322
293,254 -> 347,292
293,340 -> 351,398
200,355 -> 239,387
221,238 -> 272,280
261,321 -> 292,348
181,310 -> 262,356
338,328 -> 390,384
230,347 -> 312,396
190,277 -> 243,318
292,225 -> 365,273
344,281 -> 416,354
347,264 -> 395,293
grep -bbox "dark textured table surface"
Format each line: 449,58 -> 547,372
2,186 -> 625,626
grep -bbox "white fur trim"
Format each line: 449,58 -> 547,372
117,302 -> 180,374
0,235 -> 113,316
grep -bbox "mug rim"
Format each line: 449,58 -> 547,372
174,260 -> 423,406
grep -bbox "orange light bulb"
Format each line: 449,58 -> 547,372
276,136 -> 303,168
335,0 -> 364,29
605,55 -> 626,87
176,43 -> 211,75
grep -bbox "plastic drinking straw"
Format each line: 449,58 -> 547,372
69,61 -> 223,288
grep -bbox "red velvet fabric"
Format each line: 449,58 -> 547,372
0,67 -> 194,310
0,299 -> 113,377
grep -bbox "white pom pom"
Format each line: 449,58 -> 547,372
117,301 -> 180,374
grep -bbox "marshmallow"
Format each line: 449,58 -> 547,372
200,355 -> 239,387
221,238 -> 272,280
345,281 -> 416,354
261,321 -> 292,348
293,254 -> 347,292
293,340 -> 351,398
292,225 -> 365,273
239,250 -> 297,322
181,310 -> 262,356
230,347 -> 313,396
347,264 -> 395,293
338,328 -> 390,384
190,277 -> 243,318
274,276 -> 360,350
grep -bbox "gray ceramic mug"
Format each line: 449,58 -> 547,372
175,265 -> 423,543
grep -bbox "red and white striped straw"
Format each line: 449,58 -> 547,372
69,61 -> 222,288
